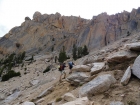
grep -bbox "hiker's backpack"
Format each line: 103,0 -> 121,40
59,64 -> 63,71
69,62 -> 74,66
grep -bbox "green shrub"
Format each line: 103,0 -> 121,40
0,67 -> 4,77
21,51 -> 25,60
43,66 -> 51,73
21,63 -> 24,67
24,68 -> 27,71
55,97 -> 62,102
2,70 -> 21,81
127,101 -> 136,105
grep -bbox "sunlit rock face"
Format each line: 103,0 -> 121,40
1,7 -> 140,55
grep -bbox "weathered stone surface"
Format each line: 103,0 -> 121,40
61,97 -> 91,105
79,74 -> 116,97
106,51 -> 137,63
72,65 -> 91,72
37,86 -> 54,98
90,62 -> 105,75
121,66 -> 131,85
22,101 -> 35,105
132,55 -> 140,79
66,72 -> 89,86
124,42 -> 140,51
62,93 -> 76,102
110,101 -> 124,105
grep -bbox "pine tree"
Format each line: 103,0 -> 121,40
72,44 -> 77,60
77,47 -> 82,58
58,50 -> 67,63
82,45 -> 89,56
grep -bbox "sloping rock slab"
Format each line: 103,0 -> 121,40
72,65 -> 91,72
110,101 -> 124,105
61,97 -> 91,105
132,55 -> 140,79
37,86 -> 54,98
66,72 -> 89,86
124,42 -> 140,51
4,89 -> 20,103
90,62 -> 105,75
121,66 -> 131,85
106,51 -> 137,63
79,74 -> 116,97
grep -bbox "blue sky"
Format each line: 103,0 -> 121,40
0,0 -> 139,37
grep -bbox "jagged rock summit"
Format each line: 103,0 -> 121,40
1,7 -> 140,55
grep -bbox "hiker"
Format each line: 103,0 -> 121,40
58,62 -> 66,82
68,61 -> 75,74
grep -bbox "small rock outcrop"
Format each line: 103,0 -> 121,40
79,74 -> 116,97
33,11 -> 42,22
25,17 -> 31,21
121,66 -> 131,85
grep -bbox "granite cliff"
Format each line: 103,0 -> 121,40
0,7 -> 140,55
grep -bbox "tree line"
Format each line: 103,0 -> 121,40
58,44 -> 89,63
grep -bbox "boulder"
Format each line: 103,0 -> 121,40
79,74 -> 116,97
124,42 -> 140,51
66,72 -> 89,86
90,62 -> 105,75
132,55 -> 140,79
37,86 -> 54,98
62,93 -> 76,102
110,101 -> 124,105
106,51 -> 137,63
22,101 -> 35,105
72,65 -> 91,72
61,97 -> 91,105
121,66 -> 131,85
